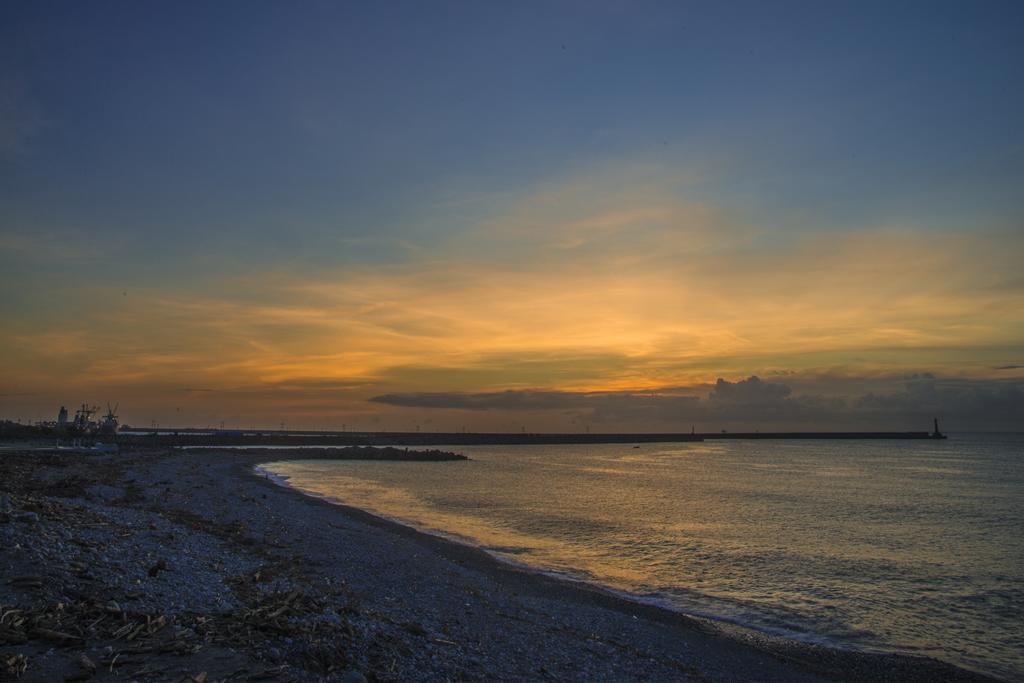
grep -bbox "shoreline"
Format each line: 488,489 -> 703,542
245,452 -> 999,682
255,462 -> 868,652
1,447 -> 1003,682
255,463 -> 829,634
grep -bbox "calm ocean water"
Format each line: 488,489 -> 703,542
262,434 -> 1024,680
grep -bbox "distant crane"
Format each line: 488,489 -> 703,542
74,404 -> 98,431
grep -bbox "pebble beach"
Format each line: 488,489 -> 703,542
0,448 -> 1003,682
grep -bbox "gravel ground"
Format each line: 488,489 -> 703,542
0,448 -> 1002,682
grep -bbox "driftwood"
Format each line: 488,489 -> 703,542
1,654 -> 28,680
0,561 -> 362,679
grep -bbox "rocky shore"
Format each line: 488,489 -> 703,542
0,448 -> 1001,682
178,446 -> 467,462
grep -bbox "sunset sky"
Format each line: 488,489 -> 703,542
2,1 -> 1022,431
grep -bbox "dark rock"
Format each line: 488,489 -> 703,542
13,511 -> 39,524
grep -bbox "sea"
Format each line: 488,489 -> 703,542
260,433 -> 1024,681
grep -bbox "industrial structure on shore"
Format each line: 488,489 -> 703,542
48,403 -> 119,436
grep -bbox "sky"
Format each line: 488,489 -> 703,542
1,1 -> 1022,431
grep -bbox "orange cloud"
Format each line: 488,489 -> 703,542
2,167 -> 1021,427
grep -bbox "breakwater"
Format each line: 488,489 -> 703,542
115,428 -> 945,447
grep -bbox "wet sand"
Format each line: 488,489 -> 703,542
0,447 -> 1001,681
